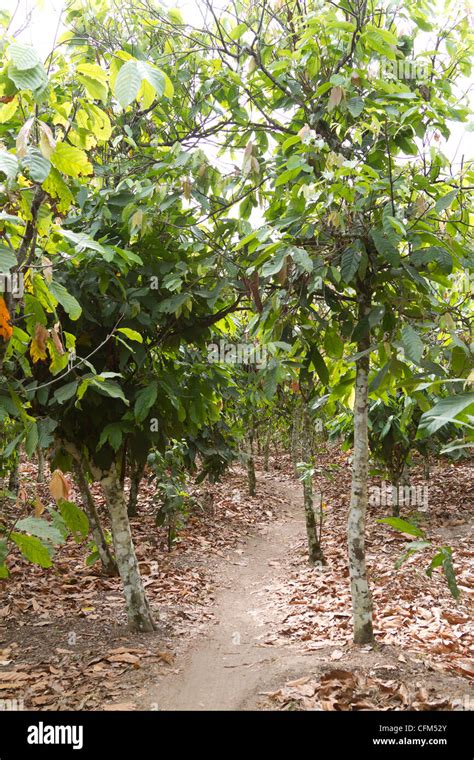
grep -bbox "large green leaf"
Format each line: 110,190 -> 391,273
50,143 -> 93,178
0,151 -> 19,180
114,60 -> 142,107
58,500 -> 89,541
8,43 -> 40,70
370,229 -> 400,266
48,281 -> 82,320
15,517 -> 65,545
8,63 -> 47,92
22,148 -> 51,182
418,393 -> 474,436
341,245 -> 362,282
134,381 -> 158,422
401,325 -> 424,364
0,246 -> 17,270
10,532 -> 53,567
378,517 -> 425,538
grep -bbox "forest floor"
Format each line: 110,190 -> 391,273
0,447 -> 473,711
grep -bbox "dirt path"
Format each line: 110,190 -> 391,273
149,474 -> 311,710
146,470 -> 473,712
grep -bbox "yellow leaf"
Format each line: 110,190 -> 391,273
50,143 -> 93,178
30,337 -> 48,363
0,97 -> 18,124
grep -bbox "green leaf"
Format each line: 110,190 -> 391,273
0,246 -> 17,270
54,380 -> 79,404
0,151 -> 19,180
435,189 -> 458,213
58,500 -> 89,541
114,60 -> 142,107
347,96 -> 364,117
341,245 -> 362,282
10,532 -> 53,567
8,43 -> 40,70
24,421 -> 38,457
137,62 -> 173,98
418,393 -> 474,436
291,247 -> 313,273
370,228 -> 400,266
117,327 -> 143,343
134,381 -> 158,422
426,546 -> 460,599
22,148 -> 51,182
261,252 -> 286,277
378,517 -> 425,538
48,281 -> 82,320
50,143 -> 93,178
0,538 -> 8,565
8,63 -> 47,92
15,517 -> 65,545
90,378 -> 129,405
98,423 -> 124,451
310,346 -> 330,386
401,325 -> 424,364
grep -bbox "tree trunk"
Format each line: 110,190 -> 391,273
302,407 -> 325,565
263,429 -> 270,472
74,461 -> 118,577
101,464 -> 156,632
8,461 -> 19,494
391,478 -> 401,517
423,454 -> 430,481
127,463 -> 144,517
36,447 -> 45,484
347,292 -> 374,645
247,433 -> 256,496
291,403 -> 302,476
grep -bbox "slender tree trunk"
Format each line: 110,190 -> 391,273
291,403 -> 302,476
127,463 -> 144,517
74,461 -> 118,577
36,447 -> 45,483
101,464 -> 156,632
263,429 -> 270,472
8,461 -> 19,494
423,453 -> 430,480
247,432 -> 256,496
347,291 -> 374,645
391,478 -> 401,517
302,407 -> 326,565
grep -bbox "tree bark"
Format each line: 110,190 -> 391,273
247,433 -> 256,496
101,464 -> 156,631
36,447 -> 45,484
127,463 -> 144,517
302,407 -> 326,565
8,461 -> 19,494
263,429 -> 270,472
291,402 -> 302,475
74,461 -> 118,577
347,291 -> 375,645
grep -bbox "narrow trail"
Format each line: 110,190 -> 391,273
150,474 -> 316,710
